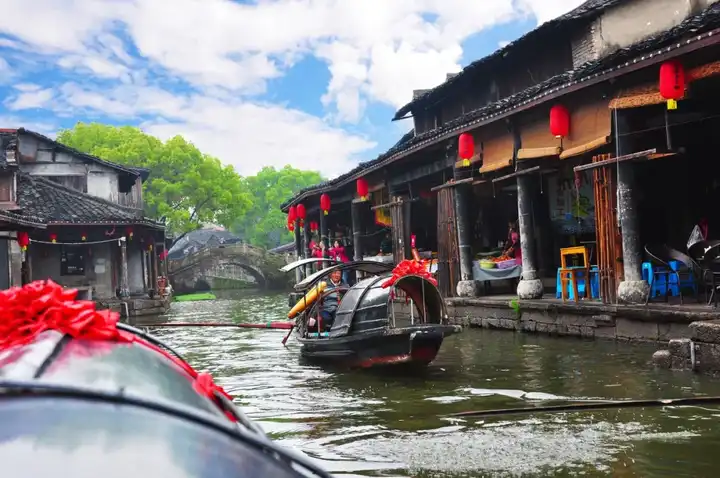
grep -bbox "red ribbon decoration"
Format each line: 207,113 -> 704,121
0,280 -> 236,422
381,259 -> 437,289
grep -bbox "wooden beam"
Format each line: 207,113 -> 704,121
388,155 -> 452,188
370,197 -> 422,210
430,177 -> 474,192
572,149 -> 657,172
491,166 -> 542,183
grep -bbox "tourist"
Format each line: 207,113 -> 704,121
328,239 -> 350,283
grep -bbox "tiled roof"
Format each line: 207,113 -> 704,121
17,174 -> 164,228
393,0 -> 624,120
279,129 -> 415,210
281,2 -> 720,210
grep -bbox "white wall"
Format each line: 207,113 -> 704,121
572,0 -> 720,65
29,242 -> 116,299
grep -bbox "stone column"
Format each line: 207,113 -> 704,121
351,199 -> 363,261
119,236 -> 129,298
516,172 -> 543,299
616,162 -> 649,303
454,170 -> 480,297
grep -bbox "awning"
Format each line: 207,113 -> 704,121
517,117 -> 561,160
477,124 -> 514,173
559,99 -> 612,160
609,60 -> 720,109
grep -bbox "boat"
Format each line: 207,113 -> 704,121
284,259 -> 461,368
0,280 -> 333,478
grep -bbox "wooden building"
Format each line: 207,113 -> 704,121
0,128 -> 167,300
283,0 -> 720,306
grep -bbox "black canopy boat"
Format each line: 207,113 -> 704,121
283,260 -> 461,368
0,281 -> 333,478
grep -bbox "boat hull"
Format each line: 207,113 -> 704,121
296,325 -> 460,368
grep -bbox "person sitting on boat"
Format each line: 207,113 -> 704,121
379,231 -> 393,254
308,269 -> 347,332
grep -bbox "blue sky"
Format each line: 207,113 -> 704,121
0,0 -> 584,178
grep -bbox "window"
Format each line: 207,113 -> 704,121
0,174 -> 13,202
61,246 -> 85,276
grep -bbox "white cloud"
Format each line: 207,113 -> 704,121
0,0 -> 587,174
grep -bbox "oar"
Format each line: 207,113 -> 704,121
446,395 -> 720,418
141,322 -> 293,330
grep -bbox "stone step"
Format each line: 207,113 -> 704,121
689,320 -> 720,344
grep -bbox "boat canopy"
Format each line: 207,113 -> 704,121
294,261 -> 395,291
329,274 -> 446,338
279,257 -> 340,273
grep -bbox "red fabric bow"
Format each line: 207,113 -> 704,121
0,280 -> 236,422
381,259 -> 438,289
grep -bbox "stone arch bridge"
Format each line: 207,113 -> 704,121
168,243 -> 292,293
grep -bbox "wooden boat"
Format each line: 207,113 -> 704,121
0,281 -> 333,478
284,260 -> 461,368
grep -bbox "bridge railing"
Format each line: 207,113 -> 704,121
168,242 -> 294,274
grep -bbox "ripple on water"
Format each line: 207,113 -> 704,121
144,295 -> 720,477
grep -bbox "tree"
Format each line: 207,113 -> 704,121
57,123 -> 252,235
233,166 -> 324,249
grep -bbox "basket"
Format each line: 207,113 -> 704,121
496,259 -> 517,269
479,260 -> 496,269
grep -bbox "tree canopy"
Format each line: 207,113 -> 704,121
57,123 -> 323,247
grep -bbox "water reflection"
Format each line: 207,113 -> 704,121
141,292 -> 720,477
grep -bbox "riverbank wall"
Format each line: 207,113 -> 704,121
97,296 -> 172,324
441,296 -> 720,374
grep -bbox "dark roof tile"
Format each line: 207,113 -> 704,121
281,2 -> 720,210
17,173 -> 164,228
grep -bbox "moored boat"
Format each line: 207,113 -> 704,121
285,260 -> 461,368
0,280 -> 333,478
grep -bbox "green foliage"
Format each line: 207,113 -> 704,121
56,123 -> 323,246
230,166 -> 323,249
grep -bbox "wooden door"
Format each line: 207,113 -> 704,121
593,153 -> 623,303
436,188 -> 460,297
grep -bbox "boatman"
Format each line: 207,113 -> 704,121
308,269 -> 347,332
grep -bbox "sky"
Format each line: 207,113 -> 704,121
0,0 -> 586,178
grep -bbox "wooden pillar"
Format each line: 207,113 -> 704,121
303,222 -> 311,276
319,206 -> 328,260
119,237 -> 129,298
516,169 -> 543,299
351,199 -> 363,261
293,218 -> 302,282
453,168 -> 476,296
151,239 -> 159,294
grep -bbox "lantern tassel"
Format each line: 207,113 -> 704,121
462,159 -> 470,167
667,99 -> 678,110
323,211 -> 328,215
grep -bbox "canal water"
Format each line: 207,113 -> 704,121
144,292 -> 720,477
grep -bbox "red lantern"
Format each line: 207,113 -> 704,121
320,194 -> 331,216
49,233 -> 57,244
659,60 -> 685,110
126,227 -> 134,240
17,231 -> 29,251
356,178 -> 369,201
296,204 -> 306,221
458,133 -> 475,167
81,231 -> 87,241
288,205 -> 297,223
309,221 -> 318,233
287,219 -> 295,232
549,105 -> 570,138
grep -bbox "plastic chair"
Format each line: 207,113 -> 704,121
556,266 -> 600,300
558,246 -> 594,302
